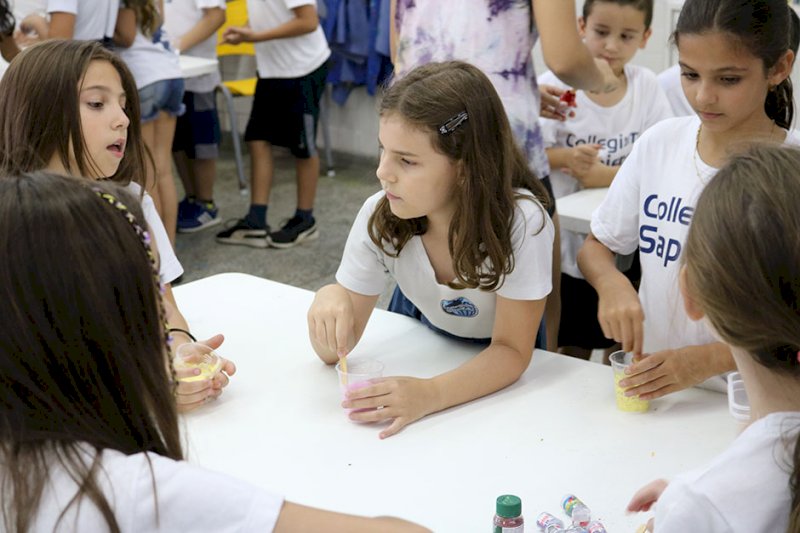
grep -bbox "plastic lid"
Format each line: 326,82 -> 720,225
727,372 -> 751,422
496,495 -> 522,518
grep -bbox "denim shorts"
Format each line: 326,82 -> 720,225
139,78 -> 186,123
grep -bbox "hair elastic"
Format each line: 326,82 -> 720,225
439,110 -> 469,135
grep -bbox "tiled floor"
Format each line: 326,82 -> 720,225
173,146 -> 395,304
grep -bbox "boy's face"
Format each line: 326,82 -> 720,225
579,2 -> 651,76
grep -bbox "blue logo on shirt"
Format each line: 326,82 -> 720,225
440,297 -> 479,318
640,194 -> 695,267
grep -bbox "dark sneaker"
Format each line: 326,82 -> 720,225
178,201 -> 222,233
269,216 -> 318,248
215,218 -> 270,248
177,196 -> 196,221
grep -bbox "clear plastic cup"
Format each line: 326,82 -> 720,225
173,342 -> 222,382
335,358 -> 384,397
609,350 -> 650,413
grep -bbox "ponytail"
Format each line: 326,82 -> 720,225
766,78 -> 794,131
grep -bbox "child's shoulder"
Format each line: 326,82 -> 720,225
636,115 -> 698,143
625,64 -> 665,91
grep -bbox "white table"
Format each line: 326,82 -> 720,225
174,273 -> 736,532
178,54 -> 219,78
557,187 -> 609,234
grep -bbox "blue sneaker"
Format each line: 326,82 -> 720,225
177,200 -> 222,233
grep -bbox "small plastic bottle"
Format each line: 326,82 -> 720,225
586,521 -> 608,533
494,494 -> 524,532
561,494 -> 591,528
536,512 -> 564,532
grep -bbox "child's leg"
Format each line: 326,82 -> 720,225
296,154 -> 319,210
153,111 -> 179,244
248,140 -> 275,211
173,151 -> 195,197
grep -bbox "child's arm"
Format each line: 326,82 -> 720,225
546,145 -> 616,188
578,233 -> 644,354
344,296 -> 545,439
275,502 -> 430,533
47,11 -> 75,39
307,283 -> 380,364
175,6 -> 224,53
532,0 -> 618,93
114,7 -> 137,48
223,4 -> 318,44
0,32 -> 19,61
619,343 -> 735,400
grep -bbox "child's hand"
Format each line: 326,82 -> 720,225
539,84 -> 575,121
222,26 -> 255,45
342,377 -> 440,439
596,275 -> 644,354
590,57 -> 620,94
619,346 -> 714,400
627,478 -> 667,532
562,144 -> 601,180
308,284 -> 357,360
174,334 -> 236,412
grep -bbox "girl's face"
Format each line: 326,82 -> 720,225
579,2 -> 651,76
48,60 -> 130,179
678,32 -> 792,134
376,114 -> 459,223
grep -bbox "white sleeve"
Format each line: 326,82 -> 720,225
195,0 -> 226,9
131,454 -> 284,532
642,72 -> 674,128
47,0 -> 77,13
654,484 -> 734,533
140,191 -> 184,284
496,197 -> 553,300
284,0 -> 316,8
335,193 -> 390,296
589,131 -> 645,255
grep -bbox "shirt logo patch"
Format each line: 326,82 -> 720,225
440,297 -> 478,318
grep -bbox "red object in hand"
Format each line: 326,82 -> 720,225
559,89 -> 577,107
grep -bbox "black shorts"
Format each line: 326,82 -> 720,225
558,250 -> 641,349
172,90 -> 221,159
244,62 -> 328,158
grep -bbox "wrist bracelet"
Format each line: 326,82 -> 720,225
168,327 -> 196,342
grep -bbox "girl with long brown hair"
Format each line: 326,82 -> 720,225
308,61 -> 554,439
627,144 -> 800,532
0,172 -> 429,533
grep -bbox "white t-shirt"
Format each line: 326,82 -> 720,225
654,411 -> 799,532
46,0 -> 119,40
337,190 -> 554,339
657,64 -> 694,117
29,447 -> 284,532
163,0 -> 225,93
117,30 -> 182,90
590,117 -> 800,389
247,0 -> 330,79
127,182 -> 184,285
538,64 -> 673,279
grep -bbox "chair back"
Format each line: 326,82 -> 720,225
217,0 -> 255,57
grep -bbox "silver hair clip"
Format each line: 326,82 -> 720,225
438,111 -> 469,135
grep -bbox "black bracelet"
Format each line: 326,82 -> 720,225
168,327 -> 196,342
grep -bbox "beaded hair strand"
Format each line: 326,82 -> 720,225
90,188 -> 177,391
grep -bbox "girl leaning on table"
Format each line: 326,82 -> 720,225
577,0 -> 799,401
0,39 -> 234,410
308,61 -> 554,439
0,172 -> 429,533
627,144 -> 800,532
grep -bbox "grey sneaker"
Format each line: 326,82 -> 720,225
269,216 -> 318,248
215,218 -> 270,248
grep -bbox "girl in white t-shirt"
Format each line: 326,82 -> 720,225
627,144 -> 800,532
578,0 -> 797,400
0,172 -> 430,533
116,0 -> 185,244
308,61 -> 554,439
0,39 -> 235,410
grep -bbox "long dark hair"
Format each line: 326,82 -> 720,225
0,40 -> 149,186
123,0 -> 161,37
683,144 -> 800,533
674,0 -> 794,129
372,61 -> 549,291
0,173 -> 181,533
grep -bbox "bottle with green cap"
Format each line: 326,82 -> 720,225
493,494 -> 524,532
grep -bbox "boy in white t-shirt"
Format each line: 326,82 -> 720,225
216,0 -> 330,249
46,0 -> 118,41
538,0 -> 671,358
164,0 -> 226,233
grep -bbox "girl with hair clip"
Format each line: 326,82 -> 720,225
626,144 -> 800,532
578,0 -> 799,401
308,61 -> 554,439
116,0 -> 185,244
0,172 -> 430,533
0,39 -> 234,411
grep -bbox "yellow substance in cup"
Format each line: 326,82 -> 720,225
614,374 -> 650,412
177,358 -> 222,382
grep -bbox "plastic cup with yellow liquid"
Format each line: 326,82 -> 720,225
174,342 -> 223,382
609,350 -> 650,413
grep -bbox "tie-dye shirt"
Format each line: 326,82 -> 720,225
394,0 -> 550,179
